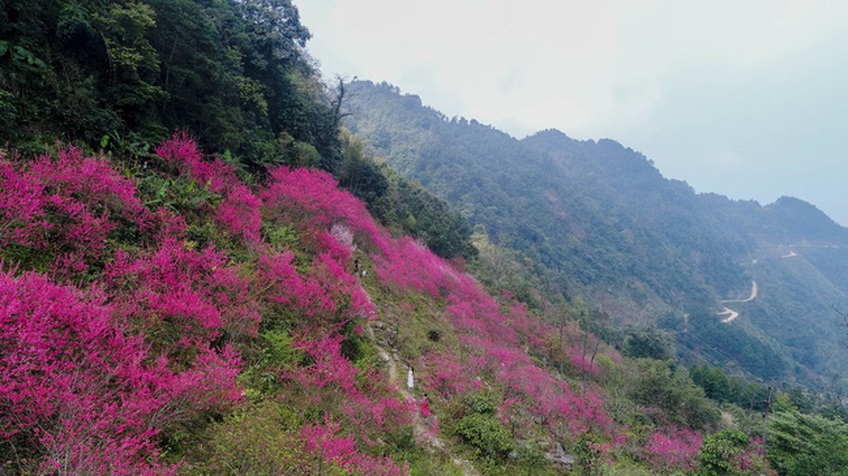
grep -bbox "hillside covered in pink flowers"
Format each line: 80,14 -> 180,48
0,134 -> 774,474
9,0 -> 840,473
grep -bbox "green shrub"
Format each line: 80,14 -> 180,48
767,410 -> 848,476
462,389 -> 501,416
697,429 -> 749,476
188,400 -> 349,475
450,412 -> 513,460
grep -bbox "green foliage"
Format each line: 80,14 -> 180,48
262,222 -> 300,251
187,400 -> 338,475
338,129 -> 388,206
384,168 -> 477,260
622,325 -> 674,360
408,453 -> 466,476
767,410 -> 848,476
101,130 -> 154,164
138,174 -> 219,216
280,132 -> 323,167
696,429 -> 749,476
0,244 -> 53,274
341,317 -> 377,367
676,311 -> 790,381
770,391 -> 797,414
469,231 -> 545,307
0,0 -> 342,172
690,365 -> 769,411
461,389 -> 501,416
262,329 -> 299,367
446,389 -> 514,466
513,441 -> 550,475
449,412 -> 513,461
575,434 -> 603,476
627,359 -> 721,430
96,1 -> 161,107
335,130 -> 476,260
0,41 -> 48,71
599,457 -> 655,476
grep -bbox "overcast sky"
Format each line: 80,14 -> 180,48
296,0 -> 848,226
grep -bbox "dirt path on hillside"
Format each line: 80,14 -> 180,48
718,281 -> 757,323
366,322 -> 478,475
718,306 -> 740,323
721,281 -> 758,303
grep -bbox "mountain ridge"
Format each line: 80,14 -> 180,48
342,78 -> 848,386
2,2 -> 846,473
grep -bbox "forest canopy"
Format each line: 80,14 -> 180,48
0,0 -> 342,171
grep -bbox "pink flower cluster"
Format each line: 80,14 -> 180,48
399,247 -> 618,440
644,426 -> 703,472
375,237 -> 452,298
0,132 -> 707,473
0,139 -> 258,473
105,235 -> 262,348
256,249 -> 374,334
259,165 -> 391,256
157,132 -> 262,242
0,147 -> 148,278
0,269 -> 242,475
302,416 -> 408,475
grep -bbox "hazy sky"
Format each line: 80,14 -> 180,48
296,0 -> 848,225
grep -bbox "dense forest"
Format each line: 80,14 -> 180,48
343,79 -> 848,387
0,0 -> 474,260
1,1 -> 847,474
0,0 -> 340,168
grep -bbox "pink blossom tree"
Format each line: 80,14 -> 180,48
0,271 -> 172,474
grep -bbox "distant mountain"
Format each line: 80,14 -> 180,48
765,196 -> 848,245
343,79 -> 848,386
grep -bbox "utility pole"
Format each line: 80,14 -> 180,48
762,386 -> 772,456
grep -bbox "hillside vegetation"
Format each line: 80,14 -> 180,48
0,133 -> 775,474
343,79 -> 848,387
1,1 -> 847,475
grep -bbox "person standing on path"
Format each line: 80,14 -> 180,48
421,393 -> 431,418
407,366 -> 414,390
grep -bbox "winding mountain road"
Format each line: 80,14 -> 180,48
717,306 -> 740,324
718,281 -> 757,323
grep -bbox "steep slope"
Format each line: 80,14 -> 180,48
1,135 -> 778,475
0,0 -> 342,170
343,79 -> 848,386
344,82 -> 748,312
0,2 -> 835,473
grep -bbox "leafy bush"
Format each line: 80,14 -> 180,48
450,412 -> 513,460
626,359 -> 721,430
199,401 -> 311,475
767,410 -> 848,476
462,390 -> 501,416
697,429 -> 771,476
622,325 -> 674,360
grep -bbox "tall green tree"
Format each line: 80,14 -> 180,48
767,410 -> 848,475
0,0 -> 341,170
